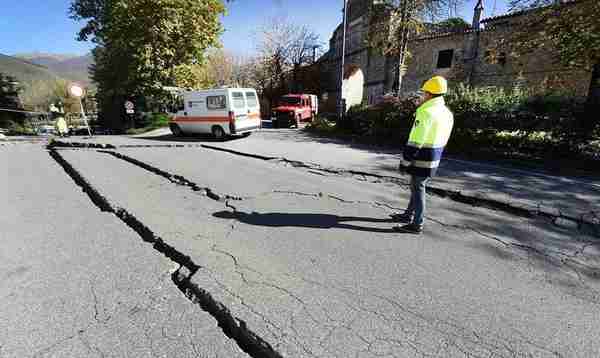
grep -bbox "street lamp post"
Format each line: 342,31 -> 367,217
338,0 -> 348,120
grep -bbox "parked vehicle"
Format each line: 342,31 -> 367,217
169,88 -> 261,139
271,94 -> 318,128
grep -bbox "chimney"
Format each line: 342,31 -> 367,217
472,0 -> 484,30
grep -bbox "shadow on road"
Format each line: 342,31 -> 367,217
213,210 -> 397,234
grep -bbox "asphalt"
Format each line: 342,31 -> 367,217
0,145 -> 245,358
57,128 -> 600,225
49,144 -> 600,357
3,130 -> 600,357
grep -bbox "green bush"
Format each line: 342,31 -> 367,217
327,85 -> 598,165
343,94 -> 417,142
127,113 -> 170,134
305,116 -> 336,134
5,121 -> 36,136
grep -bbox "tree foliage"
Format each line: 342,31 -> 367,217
0,73 -> 23,127
508,0 -> 600,69
435,17 -> 470,32
70,0 -> 227,129
0,73 -> 21,110
252,18 -> 321,110
507,0 -> 600,107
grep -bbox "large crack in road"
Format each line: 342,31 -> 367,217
48,148 -> 283,358
199,145 -> 599,235
46,146 -> 600,357
96,148 -> 600,283
48,140 -> 600,236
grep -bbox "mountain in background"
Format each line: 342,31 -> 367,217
0,53 -> 60,84
15,52 -> 93,85
0,53 -> 96,112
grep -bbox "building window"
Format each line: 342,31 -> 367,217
436,49 -> 454,69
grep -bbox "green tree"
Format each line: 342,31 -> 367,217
0,73 -> 21,110
507,0 -> 600,141
70,0 -> 227,130
0,73 -> 23,127
508,0 -> 600,107
435,17 -> 470,32
368,0 -> 465,96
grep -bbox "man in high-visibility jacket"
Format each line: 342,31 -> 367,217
55,116 -> 68,137
393,76 -> 454,234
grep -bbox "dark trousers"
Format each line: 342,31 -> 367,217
406,175 -> 430,226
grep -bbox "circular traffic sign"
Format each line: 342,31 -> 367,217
69,84 -> 84,98
124,101 -> 134,110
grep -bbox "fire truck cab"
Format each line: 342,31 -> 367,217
271,94 -> 318,128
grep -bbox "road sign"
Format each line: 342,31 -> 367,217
126,109 -> 134,114
124,101 -> 135,110
69,84 -> 84,98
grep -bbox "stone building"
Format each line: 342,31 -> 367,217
319,0 -> 593,112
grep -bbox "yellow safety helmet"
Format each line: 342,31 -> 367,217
421,76 -> 448,95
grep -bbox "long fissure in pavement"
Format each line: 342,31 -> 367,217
95,148 -> 600,286
49,140 -> 599,234
46,147 -> 600,357
48,149 -> 284,358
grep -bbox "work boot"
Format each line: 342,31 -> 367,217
390,211 -> 412,223
393,223 -> 423,234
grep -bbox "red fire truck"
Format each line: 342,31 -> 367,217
271,94 -> 318,128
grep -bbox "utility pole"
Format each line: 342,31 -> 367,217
338,0 -> 348,120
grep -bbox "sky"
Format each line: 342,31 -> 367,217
0,0 -> 509,57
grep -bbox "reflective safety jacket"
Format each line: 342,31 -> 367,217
55,117 -> 68,135
401,96 -> 454,177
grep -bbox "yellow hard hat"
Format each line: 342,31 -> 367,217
421,76 -> 448,95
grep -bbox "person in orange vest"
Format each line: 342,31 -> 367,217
393,76 -> 454,234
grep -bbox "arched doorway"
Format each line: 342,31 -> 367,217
342,64 -> 364,111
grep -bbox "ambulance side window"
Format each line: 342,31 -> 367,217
232,92 -> 246,109
207,95 -> 226,110
246,92 -> 258,108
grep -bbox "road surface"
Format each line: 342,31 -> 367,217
2,131 -> 600,357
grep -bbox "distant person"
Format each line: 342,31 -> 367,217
54,115 -> 68,137
393,76 -> 454,234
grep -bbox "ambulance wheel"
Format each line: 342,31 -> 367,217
212,125 -> 226,140
170,123 -> 183,137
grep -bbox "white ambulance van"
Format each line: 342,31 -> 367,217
169,88 -> 261,139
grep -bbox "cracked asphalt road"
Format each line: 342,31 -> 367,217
0,146 -> 245,358
3,134 -> 600,357
58,129 -> 600,224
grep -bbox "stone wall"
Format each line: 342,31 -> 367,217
320,0 -> 592,105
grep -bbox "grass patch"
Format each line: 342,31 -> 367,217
126,113 -> 170,135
